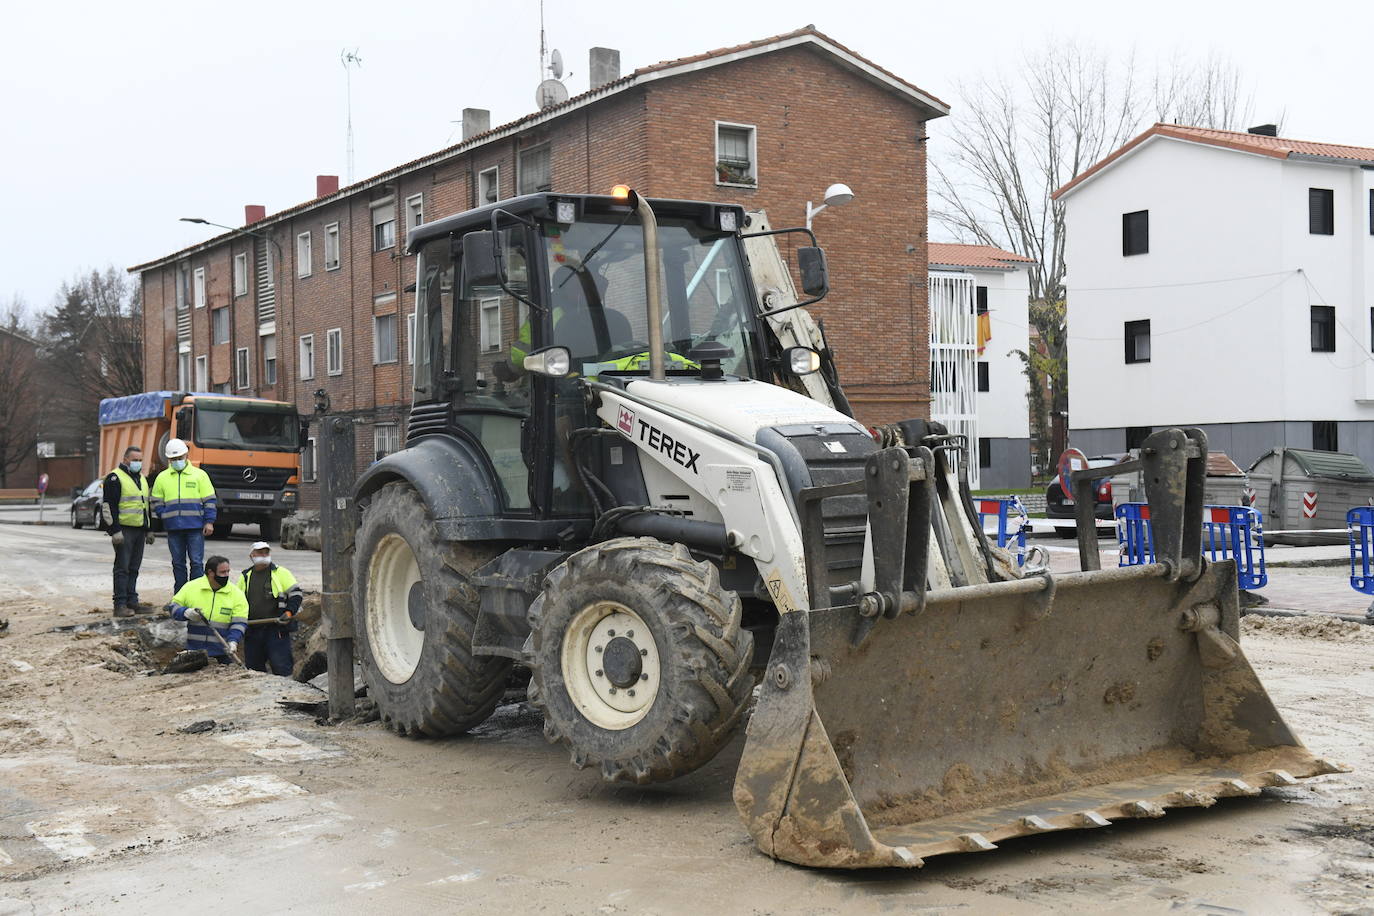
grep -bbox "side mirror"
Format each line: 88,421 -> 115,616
797,247 -> 829,297
461,231 -> 500,287
175,407 -> 192,440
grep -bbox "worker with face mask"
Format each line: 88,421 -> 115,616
166,555 -> 248,664
238,541 -> 304,676
104,445 -> 154,619
150,438 -> 218,592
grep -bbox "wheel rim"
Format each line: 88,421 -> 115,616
561,600 -> 660,730
367,532 -> 425,684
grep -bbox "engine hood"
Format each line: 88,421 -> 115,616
623,378 -> 865,442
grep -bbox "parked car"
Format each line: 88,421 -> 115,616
70,479 -> 105,530
1046,454 -> 1127,533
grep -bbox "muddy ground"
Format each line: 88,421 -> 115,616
0,525 -> 1372,914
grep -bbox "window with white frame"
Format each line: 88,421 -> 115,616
324,222 -> 340,270
407,312 -> 416,364
178,351 -> 191,389
297,232 -> 312,277
518,145 -> 551,194
479,297 -> 502,352
478,166 -> 500,205
299,334 -> 315,380
372,200 -> 396,251
327,327 -> 343,375
715,123 -> 756,186
262,333 -> 277,385
374,314 -> 398,364
374,423 -> 400,461
301,436 -> 317,482
406,194 -> 423,230
193,267 -> 206,308
235,347 -> 250,388
195,354 -> 208,390
211,307 -> 229,344
233,253 -> 248,297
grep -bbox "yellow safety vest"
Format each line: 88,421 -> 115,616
109,466 -> 150,528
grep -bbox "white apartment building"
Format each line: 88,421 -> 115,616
928,243 -> 1033,489
1056,123 -> 1374,468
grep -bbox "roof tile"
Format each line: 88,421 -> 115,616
928,243 -> 1034,270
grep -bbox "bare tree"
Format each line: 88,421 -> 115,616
0,300 -> 40,487
932,43 -> 1253,469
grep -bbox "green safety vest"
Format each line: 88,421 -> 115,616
510,309 -> 701,374
109,466 -> 149,528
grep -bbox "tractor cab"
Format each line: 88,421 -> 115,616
408,193 -> 799,522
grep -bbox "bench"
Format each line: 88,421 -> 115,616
0,489 -> 40,504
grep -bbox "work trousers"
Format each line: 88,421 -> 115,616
112,527 -> 147,609
166,528 -> 206,593
244,626 -> 294,677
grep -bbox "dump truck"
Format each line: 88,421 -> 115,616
98,391 -> 307,540
348,188 -> 1342,869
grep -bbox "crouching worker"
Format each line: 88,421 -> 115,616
166,555 -> 248,665
239,541 -> 303,676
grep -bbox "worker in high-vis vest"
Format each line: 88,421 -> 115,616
238,541 -> 304,676
104,445 -> 154,619
150,437 -> 218,592
166,555 -> 248,664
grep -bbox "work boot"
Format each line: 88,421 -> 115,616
113,606 -> 136,619
132,601 -> 154,615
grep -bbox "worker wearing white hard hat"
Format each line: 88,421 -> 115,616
150,437 -> 219,592
238,540 -> 304,676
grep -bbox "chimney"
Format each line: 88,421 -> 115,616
316,175 -> 340,197
589,47 -> 621,89
244,205 -> 266,224
1247,124 -> 1278,137
461,108 -> 490,141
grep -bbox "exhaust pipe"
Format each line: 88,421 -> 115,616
625,189 -> 666,381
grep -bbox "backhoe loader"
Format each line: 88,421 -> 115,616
348,186 -> 1343,868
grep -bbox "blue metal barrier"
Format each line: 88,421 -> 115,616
1115,503 -> 1267,589
1348,507 -> 1374,595
977,497 -> 1030,567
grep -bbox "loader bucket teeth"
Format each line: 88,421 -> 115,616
733,559 -> 1340,869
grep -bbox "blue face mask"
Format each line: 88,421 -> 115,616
128,460 -> 143,473
171,459 -> 188,471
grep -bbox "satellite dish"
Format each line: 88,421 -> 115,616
536,78 -> 569,109
549,49 -> 564,79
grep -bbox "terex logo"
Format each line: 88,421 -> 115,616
616,406 -> 635,435
637,420 -> 701,474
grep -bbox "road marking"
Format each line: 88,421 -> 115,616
215,728 -> 341,762
25,806 -> 119,860
427,871 -> 481,885
176,774 -> 308,808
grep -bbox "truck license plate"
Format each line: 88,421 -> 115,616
237,491 -> 267,500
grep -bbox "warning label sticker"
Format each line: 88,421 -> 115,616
725,468 -> 753,492
765,569 -> 798,614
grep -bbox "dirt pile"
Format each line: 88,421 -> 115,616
1243,614 -> 1374,642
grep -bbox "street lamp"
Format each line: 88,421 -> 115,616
179,216 -> 282,255
804,182 -> 855,231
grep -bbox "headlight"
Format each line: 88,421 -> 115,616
523,346 -> 572,378
555,200 -> 577,224
718,209 -> 738,232
787,346 -> 821,376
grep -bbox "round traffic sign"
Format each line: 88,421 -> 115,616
1056,448 -> 1087,491
37,473 -> 49,494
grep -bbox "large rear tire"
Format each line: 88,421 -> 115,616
353,481 -> 511,737
526,537 -> 754,784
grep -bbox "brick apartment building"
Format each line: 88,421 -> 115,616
130,26 -> 948,507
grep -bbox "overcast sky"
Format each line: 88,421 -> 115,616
3,0 -> 1368,315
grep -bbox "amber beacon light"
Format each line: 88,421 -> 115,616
610,184 -> 632,201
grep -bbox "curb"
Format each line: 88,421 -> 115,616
0,519 -> 63,526
1245,608 -> 1373,626
1265,557 -> 1348,569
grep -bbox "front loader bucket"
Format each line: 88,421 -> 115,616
733,559 -> 1344,869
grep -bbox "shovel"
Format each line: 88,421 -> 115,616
191,611 -> 245,667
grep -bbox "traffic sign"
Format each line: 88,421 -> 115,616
37,473 -> 49,494
1056,448 -> 1088,491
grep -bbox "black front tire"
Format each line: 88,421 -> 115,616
261,516 -> 282,542
211,522 -> 233,539
70,509 -> 82,529
526,537 -> 754,785
353,481 -> 511,737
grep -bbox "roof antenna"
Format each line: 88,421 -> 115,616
341,48 -> 363,184
535,0 -> 569,109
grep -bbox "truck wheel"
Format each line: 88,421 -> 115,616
261,516 -> 281,542
526,537 -> 754,784
353,481 -> 511,737
211,522 -> 233,539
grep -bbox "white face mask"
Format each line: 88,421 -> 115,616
251,555 -> 271,567
171,459 -> 187,471
128,460 -> 143,473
